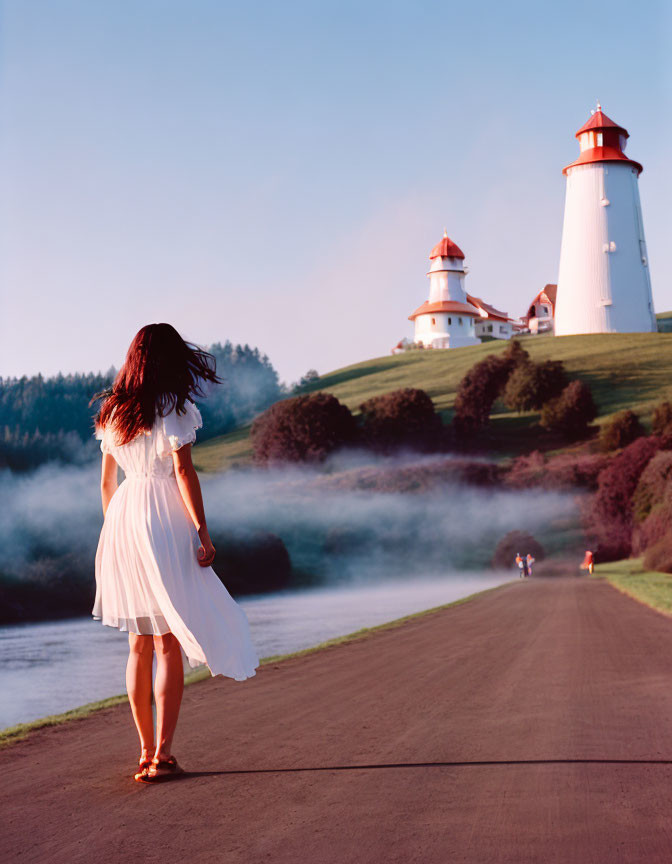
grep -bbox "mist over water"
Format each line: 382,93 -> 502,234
199,462 -> 580,584
0,452 -> 582,726
0,453 -> 580,585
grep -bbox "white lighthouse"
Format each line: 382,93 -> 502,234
408,232 -> 480,348
554,104 -> 656,335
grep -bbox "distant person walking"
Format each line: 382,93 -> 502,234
515,553 -> 525,578
93,324 -> 258,783
581,550 -> 594,575
526,554 -> 535,578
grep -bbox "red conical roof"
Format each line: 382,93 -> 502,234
575,106 -> 628,139
429,231 -> 465,260
564,104 -> 642,176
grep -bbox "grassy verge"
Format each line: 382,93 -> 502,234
0,580 -> 510,749
593,558 -> 672,616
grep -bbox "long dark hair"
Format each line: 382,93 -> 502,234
93,323 -> 220,446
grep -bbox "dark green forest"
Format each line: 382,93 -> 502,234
0,341 -> 282,470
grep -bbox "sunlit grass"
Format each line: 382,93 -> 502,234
194,332 -> 672,471
594,558 -> 672,616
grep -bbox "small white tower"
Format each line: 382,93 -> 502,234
554,104 -> 656,335
408,231 -> 480,348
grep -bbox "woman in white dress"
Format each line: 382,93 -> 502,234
93,323 -> 258,782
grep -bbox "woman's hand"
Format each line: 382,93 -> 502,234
197,526 -> 216,568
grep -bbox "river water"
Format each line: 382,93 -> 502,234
1,573 -> 511,729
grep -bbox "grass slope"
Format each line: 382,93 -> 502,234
594,558 -> 672,617
195,332 -> 672,471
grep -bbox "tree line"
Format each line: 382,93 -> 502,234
0,341 -> 282,471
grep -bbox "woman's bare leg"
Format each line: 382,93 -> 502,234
153,633 -> 184,761
126,633 -> 155,755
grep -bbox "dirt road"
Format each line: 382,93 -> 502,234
3,577 -> 672,863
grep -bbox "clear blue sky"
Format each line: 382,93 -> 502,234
1,0 -> 670,385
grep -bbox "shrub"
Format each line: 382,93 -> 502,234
599,410 -> 645,452
212,532 -> 292,594
251,392 -> 357,464
631,450 -> 672,524
631,450 -> 672,554
453,341 -> 529,437
503,359 -> 568,413
643,534 -> 672,575
359,388 -> 442,452
502,339 -> 530,368
506,450 -> 610,491
632,502 -> 672,556
652,401 -> 672,436
588,436 -> 660,560
539,380 -> 596,438
491,530 -> 545,569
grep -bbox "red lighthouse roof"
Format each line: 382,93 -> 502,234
429,230 -> 465,260
575,107 -> 628,139
564,103 -> 642,176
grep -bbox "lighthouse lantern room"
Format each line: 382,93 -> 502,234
408,232 -> 480,349
554,104 -> 656,335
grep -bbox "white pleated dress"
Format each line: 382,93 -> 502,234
93,401 -> 258,681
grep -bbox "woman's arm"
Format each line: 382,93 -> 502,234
100,453 -> 119,517
172,444 -> 215,567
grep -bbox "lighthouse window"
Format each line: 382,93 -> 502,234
448,317 -> 452,325
431,317 -> 436,325
596,132 -> 603,147
458,317 -> 463,325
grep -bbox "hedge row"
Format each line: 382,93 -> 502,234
250,388 -> 444,464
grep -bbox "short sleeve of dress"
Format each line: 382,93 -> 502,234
160,401 -> 203,455
94,424 -> 113,454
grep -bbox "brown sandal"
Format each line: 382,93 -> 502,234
140,755 -> 184,783
133,749 -> 154,782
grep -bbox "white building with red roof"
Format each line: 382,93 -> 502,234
524,284 -> 557,334
555,104 -> 656,335
407,231 -> 516,349
408,232 -> 480,349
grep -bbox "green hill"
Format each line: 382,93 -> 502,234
194,333 -> 672,472
656,311 -> 672,333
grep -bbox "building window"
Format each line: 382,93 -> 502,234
458,317 -> 463,325
499,325 -> 506,334
448,317 -> 452,325
431,317 -> 436,325
487,325 -> 493,333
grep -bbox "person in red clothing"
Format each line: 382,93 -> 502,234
581,550 -> 594,575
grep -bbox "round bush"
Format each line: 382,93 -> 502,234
491,530 -> 545,569
359,388 -> 442,452
503,359 -> 568,413
599,410 -> 644,452
251,392 -> 356,464
540,380 -> 596,438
